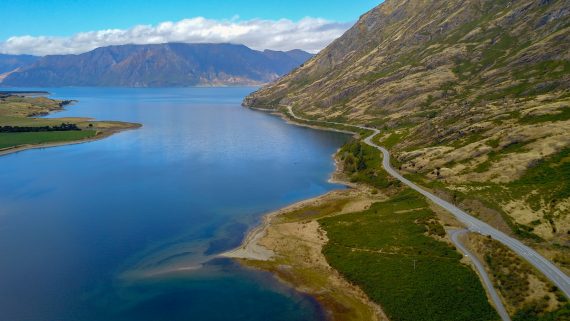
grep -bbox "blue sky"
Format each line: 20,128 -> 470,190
2,0 -> 380,40
1,0 -> 382,55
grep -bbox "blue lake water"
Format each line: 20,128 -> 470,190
0,87 -> 348,321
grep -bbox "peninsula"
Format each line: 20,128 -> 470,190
0,92 -> 140,156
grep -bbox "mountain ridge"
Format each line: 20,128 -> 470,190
0,54 -> 40,75
1,43 -> 312,87
245,0 -> 570,259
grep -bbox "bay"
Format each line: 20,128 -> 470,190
0,87 -> 348,321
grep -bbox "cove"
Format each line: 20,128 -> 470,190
0,87 -> 348,321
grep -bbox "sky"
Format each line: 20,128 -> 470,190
1,0 -> 381,56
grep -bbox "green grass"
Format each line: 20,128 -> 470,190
474,160 -> 492,173
0,116 -> 71,127
319,190 -> 499,321
520,107 -> 570,124
479,29 -> 517,69
381,131 -> 406,149
486,138 -> 500,148
509,147 -> 570,208
0,96 -> 97,150
414,109 -> 438,119
360,69 -> 395,82
449,133 -> 484,148
280,198 -> 350,222
0,131 -> 96,149
512,60 -> 570,82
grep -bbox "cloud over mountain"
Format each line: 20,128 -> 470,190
0,17 -> 352,56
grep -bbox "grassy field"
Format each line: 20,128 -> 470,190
0,95 -> 66,117
280,197 -> 351,222
0,94 -> 138,151
0,116 -> 74,127
0,131 -> 96,149
319,189 -> 499,321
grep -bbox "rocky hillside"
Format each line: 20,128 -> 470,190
1,43 -> 312,87
246,0 -> 570,251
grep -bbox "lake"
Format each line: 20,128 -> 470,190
0,87 -> 348,321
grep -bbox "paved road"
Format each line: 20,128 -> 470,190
449,229 -> 511,321
282,105 -> 570,299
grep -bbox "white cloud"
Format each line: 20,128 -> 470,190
0,17 -> 352,56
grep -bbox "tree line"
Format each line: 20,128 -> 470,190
0,123 -> 81,133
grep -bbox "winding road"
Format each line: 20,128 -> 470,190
281,105 -> 570,299
449,229 -> 511,321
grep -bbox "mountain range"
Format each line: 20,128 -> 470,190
246,0 -> 570,247
0,54 -> 39,74
0,43 -> 312,87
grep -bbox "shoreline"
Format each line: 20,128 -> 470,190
0,94 -> 142,157
247,106 -> 358,136
235,104 -> 570,319
221,107 -> 385,320
220,186 -> 387,321
0,123 -> 142,157
222,108 -> 357,261
221,145 -> 360,261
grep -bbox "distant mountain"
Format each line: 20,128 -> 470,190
0,43 -> 313,87
0,54 -> 39,74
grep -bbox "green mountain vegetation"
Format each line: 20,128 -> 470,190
320,189 -> 499,321
245,0 -> 570,266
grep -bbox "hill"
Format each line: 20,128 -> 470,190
245,0 -> 570,252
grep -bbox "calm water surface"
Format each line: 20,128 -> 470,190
0,87 -> 348,321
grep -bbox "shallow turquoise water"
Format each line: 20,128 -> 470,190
0,87 -> 348,321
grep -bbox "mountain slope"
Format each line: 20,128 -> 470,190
246,0 -> 570,248
1,43 -> 312,87
0,54 -> 39,74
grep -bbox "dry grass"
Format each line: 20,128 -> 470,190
240,187 -> 388,321
466,233 -> 568,316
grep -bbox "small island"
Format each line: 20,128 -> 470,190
0,92 -> 141,155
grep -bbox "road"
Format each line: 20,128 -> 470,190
449,229 -> 511,321
282,105 -> 570,299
